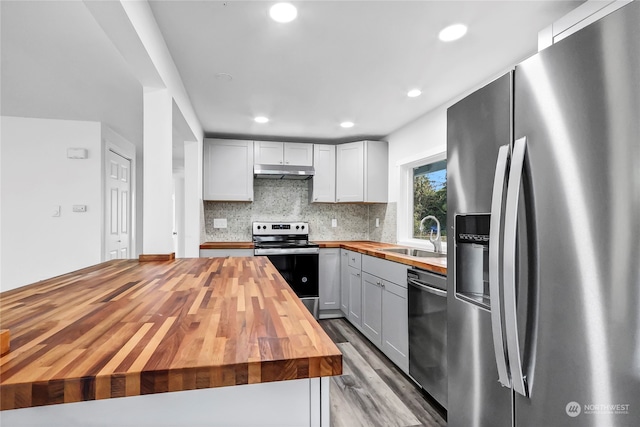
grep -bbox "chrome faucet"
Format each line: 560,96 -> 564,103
419,215 -> 442,253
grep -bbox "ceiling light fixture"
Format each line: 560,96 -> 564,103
340,121 -> 354,129
407,89 -> 422,98
270,3 -> 297,23
438,24 -> 468,42
254,116 -> 269,124
214,73 -> 233,81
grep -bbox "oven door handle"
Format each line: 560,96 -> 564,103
254,247 -> 320,256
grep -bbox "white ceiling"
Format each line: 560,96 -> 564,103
1,1 -> 582,148
149,0 -> 582,142
0,1 -> 143,147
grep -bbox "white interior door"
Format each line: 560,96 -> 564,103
106,150 -> 131,260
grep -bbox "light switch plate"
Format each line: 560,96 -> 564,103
72,205 -> 87,213
213,218 -> 227,228
331,219 -> 337,228
375,218 -> 380,228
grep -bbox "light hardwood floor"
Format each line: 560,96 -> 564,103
320,318 -> 447,427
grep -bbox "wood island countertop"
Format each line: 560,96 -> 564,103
0,257 -> 342,411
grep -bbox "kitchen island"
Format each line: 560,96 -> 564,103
0,257 -> 342,426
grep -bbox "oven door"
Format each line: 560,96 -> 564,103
261,252 -> 319,298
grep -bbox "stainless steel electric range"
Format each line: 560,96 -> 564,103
252,221 -> 319,318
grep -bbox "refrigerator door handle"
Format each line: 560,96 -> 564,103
489,144 -> 511,388
503,136 -> 529,397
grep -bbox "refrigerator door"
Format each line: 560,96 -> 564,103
447,73 -> 513,427
513,2 -> 640,426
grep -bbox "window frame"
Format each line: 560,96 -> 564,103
397,150 -> 447,252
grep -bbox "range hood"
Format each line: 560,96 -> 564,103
254,164 -> 315,180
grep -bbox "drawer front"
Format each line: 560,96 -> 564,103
362,255 -> 408,287
200,249 -> 255,257
347,251 -> 362,270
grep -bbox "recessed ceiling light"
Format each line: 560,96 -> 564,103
340,121 -> 354,128
254,116 -> 269,124
407,89 -> 422,98
270,3 -> 297,23
438,24 -> 468,42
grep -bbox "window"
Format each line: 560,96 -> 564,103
412,159 -> 447,242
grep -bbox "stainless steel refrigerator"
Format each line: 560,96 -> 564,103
447,2 -> 640,426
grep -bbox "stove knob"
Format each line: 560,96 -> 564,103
296,225 -> 300,230
301,225 -> 305,230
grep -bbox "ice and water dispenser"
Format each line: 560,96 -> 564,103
455,214 -> 492,309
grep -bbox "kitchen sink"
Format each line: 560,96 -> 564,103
379,247 -> 447,258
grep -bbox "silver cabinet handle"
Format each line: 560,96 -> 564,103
504,136 -> 528,397
489,144 -> 511,389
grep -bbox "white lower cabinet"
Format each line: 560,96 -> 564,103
340,250 -> 350,316
381,280 -> 409,373
319,248 -> 341,312
339,251 -> 410,374
362,272 -> 383,348
348,266 -> 362,328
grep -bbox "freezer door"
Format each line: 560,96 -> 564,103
513,2 -> 640,426
447,73 -> 513,427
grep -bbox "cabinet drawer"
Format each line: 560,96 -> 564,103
200,249 -> 254,257
347,251 -> 362,269
362,255 -> 408,287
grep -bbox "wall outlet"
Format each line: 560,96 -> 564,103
375,218 -> 380,228
331,219 -> 337,228
72,205 -> 87,213
213,218 -> 227,229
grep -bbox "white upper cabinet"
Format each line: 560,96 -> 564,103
336,141 -> 364,202
203,139 -> 253,201
309,144 -> 336,203
254,141 -> 283,165
284,143 -> 313,166
336,140 -> 388,203
254,141 -> 313,166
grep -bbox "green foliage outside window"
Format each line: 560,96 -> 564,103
413,160 -> 447,241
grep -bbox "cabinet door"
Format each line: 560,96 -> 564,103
284,143 -> 313,166
362,272 -> 383,348
336,141 -> 364,202
364,140 -> 388,203
310,144 -> 336,203
319,248 -> 340,310
203,139 -> 253,201
254,141 -> 284,165
340,250 -> 350,315
348,266 -> 362,328
382,280 -> 409,373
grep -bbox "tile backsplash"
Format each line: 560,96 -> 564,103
204,179 -> 397,243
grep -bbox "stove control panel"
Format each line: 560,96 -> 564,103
252,222 -> 309,235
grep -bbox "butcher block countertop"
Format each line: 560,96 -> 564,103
315,241 -> 447,275
200,240 -> 447,275
0,258 -> 342,411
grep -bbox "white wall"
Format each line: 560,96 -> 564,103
1,116 -> 103,291
387,107 -> 448,203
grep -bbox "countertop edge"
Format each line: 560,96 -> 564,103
200,241 -> 447,275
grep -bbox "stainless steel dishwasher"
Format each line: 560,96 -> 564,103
408,267 -> 447,410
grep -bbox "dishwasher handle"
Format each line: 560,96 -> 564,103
408,278 -> 447,297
